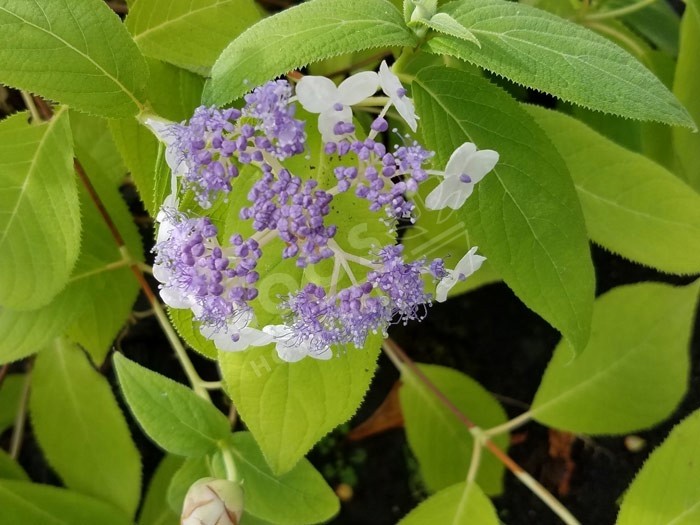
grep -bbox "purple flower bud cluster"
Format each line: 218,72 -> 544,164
170,83 -> 306,208
283,245 -> 444,352
153,211 -> 261,331
329,137 -> 434,221
241,168 -> 337,267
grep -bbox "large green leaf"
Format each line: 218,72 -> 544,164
30,339 -> 141,517
617,409 -> 700,524
220,337 -> 380,475
0,108 -> 79,310
424,0 -> 694,128
414,67 -> 595,351
672,0 -> 700,191
126,0 -> 261,74
203,0 -> 417,105
0,374 -> 24,434
138,455 -> 183,525
0,480 -> 132,525
0,0 -> 148,117
0,140 -> 141,365
526,105 -> 700,275
399,482 -> 499,524
227,432 -> 339,525
399,364 -> 508,495
70,111 -> 127,186
114,353 -> 231,456
531,281 -> 699,434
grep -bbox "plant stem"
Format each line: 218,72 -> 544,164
465,437 -> 483,485
9,367 -> 32,460
20,91 -> 42,123
483,410 -> 533,437
220,446 -> 239,483
584,0 -> 657,21
382,338 -> 581,525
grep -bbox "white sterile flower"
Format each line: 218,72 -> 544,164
425,142 -> 499,210
378,60 -> 418,132
435,246 -> 486,302
141,114 -> 187,182
296,71 -> 379,142
262,324 -> 333,363
200,309 -> 273,352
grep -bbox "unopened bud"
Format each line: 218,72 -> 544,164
181,477 -> 244,525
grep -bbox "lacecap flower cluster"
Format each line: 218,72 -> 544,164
145,61 -> 498,362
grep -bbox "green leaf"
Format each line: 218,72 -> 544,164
70,111 -> 127,185
0,108 -> 79,310
672,0 -> 700,191
169,308 -> 218,360
531,281 -> 699,434
166,456 -> 210,513
424,0 -> 695,128
145,59 -> 205,122
138,455 -> 183,525
617,409 -> 700,524
114,353 -> 231,456
0,449 -> 29,481
414,67 -> 595,351
204,0 -> 417,106
609,0 -> 680,57
399,482 -> 499,524
416,13 -> 481,47
526,105 -> 700,275
227,432 -> 339,524
0,374 -> 24,434
220,337 -> 380,474
126,0 -> 261,74
30,339 -> 141,516
0,480 -> 132,525
0,0 -> 148,117
399,364 -> 508,495
0,173 -> 141,365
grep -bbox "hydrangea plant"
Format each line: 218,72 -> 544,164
0,0 -> 699,524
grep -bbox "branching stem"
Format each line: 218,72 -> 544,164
382,338 -> 581,525
584,0 -> 656,21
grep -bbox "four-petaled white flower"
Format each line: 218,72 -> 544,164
296,71 -> 379,142
425,142 -> 499,210
435,246 -> 486,302
141,115 -> 186,183
378,60 -> 418,132
199,309 -> 273,352
263,324 -> 333,363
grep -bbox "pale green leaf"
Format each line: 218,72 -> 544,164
531,281 -> 699,434
399,364 -> 508,495
526,105 -> 700,275
0,175 -> 141,365
672,0 -> 700,191
0,449 -> 29,481
166,456 -> 210,513
220,337 -> 380,475
414,67 -> 595,351
126,0 -> 261,74
70,111 -> 126,185
139,455 -> 183,525
0,480 -> 132,525
114,353 -> 231,456
417,13 -> 481,46
227,432 -> 339,524
30,338 -> 141,517
0,0 -> 148,117
424,0 -> 695,128
399,482 -> 499,525
146,59 -> 205,122
0,374 -> 24,434
0,108 -> 79,310
204,0 -> 417,106
617,409 -> 700,525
